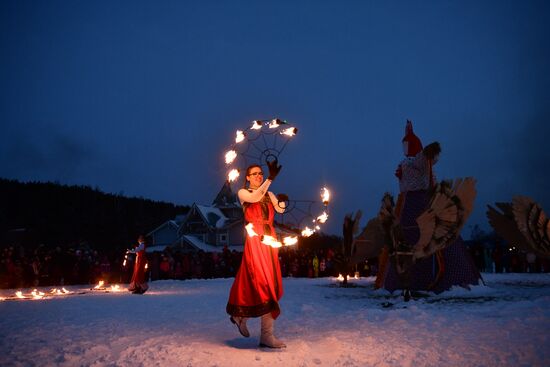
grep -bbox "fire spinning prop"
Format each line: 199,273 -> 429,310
1,287 -> 70,301
223,119 -> 331,248
1,281 -> 126,302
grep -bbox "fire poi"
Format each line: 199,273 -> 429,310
223,119 -> 331,247
223,118 -> 331,348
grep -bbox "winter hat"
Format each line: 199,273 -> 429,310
402,119 -> 423,157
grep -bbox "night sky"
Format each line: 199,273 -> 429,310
1,1 -> 549,237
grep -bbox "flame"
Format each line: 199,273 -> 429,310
316,211 -> 328,224
110,285 -> 122,292
336,274 -> 354,281
251,120 -> 262,130
94,280 -> 105,289
228,169 -> 240,182
225,150 -> 237,164
301,226 -> 315,237
235,130 -> 245,143
145,263 -> 148,270
269,119 -> 282,129
50,288 -> 68,295
280,127 -> 297,137
0,296 -> 5,301
123,259 -> 127,267
283,236 -> 298,246
321,187 -> 330,205
16,291 -> 24,299
31,289 -> 45,299
261,235 -> 282,248
245,223 -> 258,237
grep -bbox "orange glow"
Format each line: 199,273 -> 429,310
280,127 -> 297,137
301,226 -> 315,237
245,223 -> 259,237
225,150 -> 237,164
235,130 -> 245,143
261,235 -> 282,248
283,236 -> 298,246
228,169 -> 240,182
269,119 -> 281,129
316,211 -> 328,224
321,187 -> 330,206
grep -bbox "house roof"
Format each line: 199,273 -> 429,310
147,220 -> 180,237
182,235 -> 225,253
146,245 -> 168,253
195,204 -> 229,228
212,180 -> 239,208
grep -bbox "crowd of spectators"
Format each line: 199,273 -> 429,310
0,244 -> 124,289
467,242 -> 549,274
1,241 -> 547,289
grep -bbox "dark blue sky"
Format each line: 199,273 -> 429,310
1,0 -> 549,237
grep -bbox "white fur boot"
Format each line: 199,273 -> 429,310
259,314 -> 286,348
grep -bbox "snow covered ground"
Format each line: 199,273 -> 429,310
1,273 -> 549,367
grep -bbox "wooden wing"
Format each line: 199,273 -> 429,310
413,177 -> 477,260
486,202 -> 532,253
512,196 -> 550,258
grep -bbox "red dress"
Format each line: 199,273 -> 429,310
129,246 -> 148,292
226,195 -> 284,319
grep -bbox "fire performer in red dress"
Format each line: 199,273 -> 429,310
127,235 -> 149,294
226,159 -> 288,348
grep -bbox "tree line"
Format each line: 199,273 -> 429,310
0,178 -> 190,251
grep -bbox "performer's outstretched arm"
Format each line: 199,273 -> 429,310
127,242 -> 145,253
238,179 -> 272,204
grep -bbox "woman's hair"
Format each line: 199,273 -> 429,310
242,164 -> 263,188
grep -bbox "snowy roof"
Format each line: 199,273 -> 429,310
195,204 -> 229,229
212,180 -> 239,208
182,235 -> 224,253
146,245 -> 168,253
147,220 -> 180,237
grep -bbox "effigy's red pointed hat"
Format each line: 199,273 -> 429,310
402,120 -> 423,157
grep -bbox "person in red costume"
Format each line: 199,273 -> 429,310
226,159 -> 288,348
127,235 -> 149,294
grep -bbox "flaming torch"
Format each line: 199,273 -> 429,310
321,187 -> 330,206
301,226 -> 315,237
225,150 -> 237,164
228,169 -> 240,182
31,289 -> 45,299
110,285 -> 122,292
317,211 -> 329,224
280,127 -> 297,137
261,235 -> 282,248
235,130 -> 246,143
283,236 -> 298,246
245,223 -> 259,237
269,119 -> 282,129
